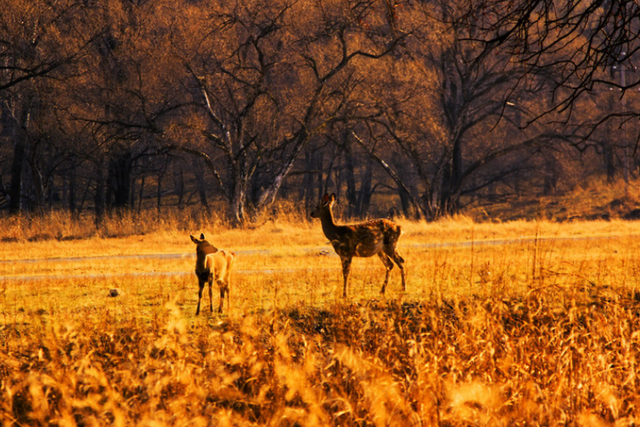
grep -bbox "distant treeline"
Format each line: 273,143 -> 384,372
1,0 -> 638,225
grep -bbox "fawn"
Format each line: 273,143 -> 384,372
310,193 -> 406,297
190,233 -> 235,314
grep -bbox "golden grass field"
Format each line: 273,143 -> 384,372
3,210 -> 640,426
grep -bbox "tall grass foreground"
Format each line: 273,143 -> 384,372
2,215 -> 640,425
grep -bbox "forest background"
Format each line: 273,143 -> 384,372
2,0 -> 640,227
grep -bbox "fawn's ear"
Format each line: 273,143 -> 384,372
190,235 -> 198,244
329,193 -> 337,203
200,233 -> 205,239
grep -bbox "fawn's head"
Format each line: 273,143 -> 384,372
190,233 -> 218,264
310,193 -> 336,218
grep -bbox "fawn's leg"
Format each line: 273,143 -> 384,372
208,274 -> 214,313
218,283 -> 225,313
340,256 -> 352,297
224,270 -> 231,312
378,252 -> 394,294
196,281 -> 205,315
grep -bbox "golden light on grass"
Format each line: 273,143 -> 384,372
2,213 -> 640,425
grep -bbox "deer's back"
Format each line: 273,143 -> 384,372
352,218 -> 401,237
205,250 -> 235,278
329,219 -> 402,257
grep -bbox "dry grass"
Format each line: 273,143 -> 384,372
2,212 -> 640,425
468,176 -> 640,222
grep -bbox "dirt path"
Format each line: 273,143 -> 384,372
0,233 -> 621,281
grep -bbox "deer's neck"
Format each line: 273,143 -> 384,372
195,243 -> 218,273
319,208 -> 342,240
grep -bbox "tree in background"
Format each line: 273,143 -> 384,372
62,0 -> 188,223
164,0 -> 405,224
350,0 -> 568,219
464,0 -> 640,185
1,0 -> 637,225
0,0 -> 101,213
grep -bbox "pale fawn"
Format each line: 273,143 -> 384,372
190,233 -> 235,314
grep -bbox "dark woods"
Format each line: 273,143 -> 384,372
1,0 -> 638,225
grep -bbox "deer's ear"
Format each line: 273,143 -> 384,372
200,233 -> 205,239
329,193 -> 337,203
322,193 -> 330,204
190,235 -> 198,244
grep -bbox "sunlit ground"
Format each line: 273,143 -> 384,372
2,218 -> 640,425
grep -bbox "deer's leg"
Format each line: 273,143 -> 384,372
390,250 -> 406,290
378,252 -> 394,294
340,256 -> 352,297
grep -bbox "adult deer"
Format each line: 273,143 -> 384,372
310,193 -> 406,297
190,233 -> 235,314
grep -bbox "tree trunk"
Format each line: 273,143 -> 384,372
8,136 -> 26,214
129,175 -> 136,209
174,167 -> 184,210
138,175 -> 145,215
108,151 -> 132,213
68,162 -> 77,217
7,101 -> 29,214
342,143 -> 358,219
94,162 -> 106,226
439,137 -> 463,216
254,129 -> 309,212
303,146 -> 323,212
356,157 -> 373,217
30,160 -> 46,213
302,148 -> 314,211
604,139 -> 616,183
192,159 -> 210,212
157,170 -> 163,215
603,94 -> 617,182
230,180 -> 246,225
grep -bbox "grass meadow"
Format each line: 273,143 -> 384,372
3,210 -> 640,425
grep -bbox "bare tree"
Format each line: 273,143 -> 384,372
163,0 -> 405,225
348,0 -> 565,219
60,0 -> 189,220
0,0 -> 101,214
465,0 -> 640,161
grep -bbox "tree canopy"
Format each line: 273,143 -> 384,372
0,0 -> 637,225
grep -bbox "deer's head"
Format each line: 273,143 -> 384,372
310,193 -> 336,218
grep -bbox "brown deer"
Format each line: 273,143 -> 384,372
310,193 -> 406,297
190,233 -> 235,314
